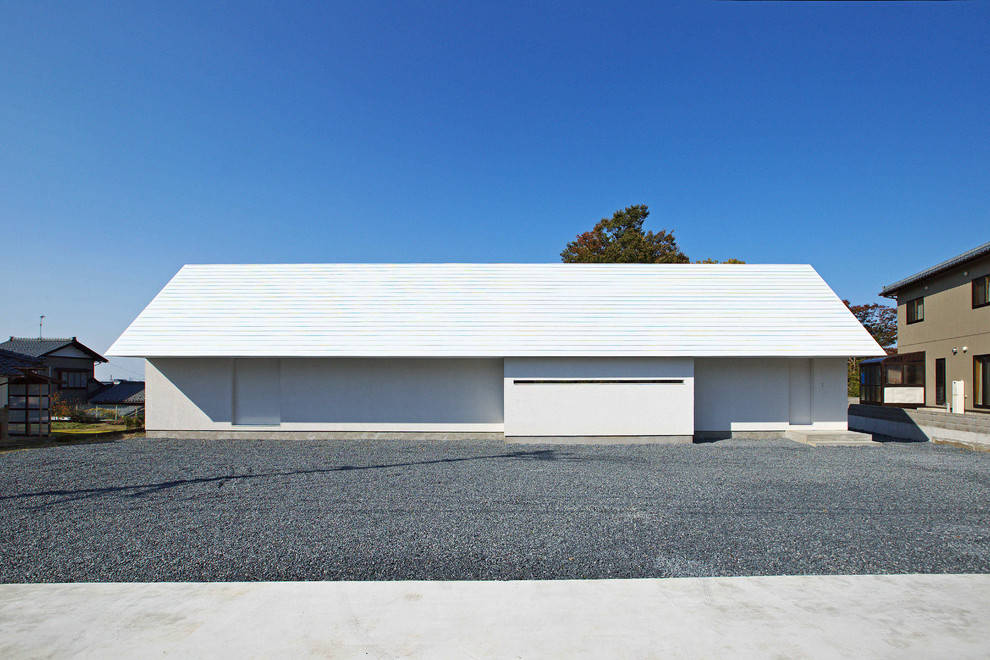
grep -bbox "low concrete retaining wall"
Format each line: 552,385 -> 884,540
506,435 -> 693,445
849,404 -> 990,450
693,431 -> 786,442
145,430 -> 505,441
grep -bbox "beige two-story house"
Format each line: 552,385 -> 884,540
879,241 -> 990,412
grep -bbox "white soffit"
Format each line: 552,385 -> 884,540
107,264 -> 886,358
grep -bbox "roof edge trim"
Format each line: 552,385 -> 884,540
880,241 -> 990,297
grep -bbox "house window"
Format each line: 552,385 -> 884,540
906,297 -> 924,324
58,371 -> 88,388
860,363 -> 882,404
883,363 -> 923,386
974,275 -> 990,309
976,355 -> 990,409
903,363 -> 924,386
935,358 -> 946,406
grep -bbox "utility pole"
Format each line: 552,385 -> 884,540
39,315 -> 44,339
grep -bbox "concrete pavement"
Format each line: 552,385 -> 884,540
2,574 -> 989,658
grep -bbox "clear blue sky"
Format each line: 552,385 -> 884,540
1,1 -> 987,379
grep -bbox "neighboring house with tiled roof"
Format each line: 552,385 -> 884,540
0,349 -> 44,377
0,349 -> 54,440
89,380 -> 145,409
0,337 -> 107,405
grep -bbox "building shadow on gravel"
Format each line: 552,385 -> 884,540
1,449 -> 597,509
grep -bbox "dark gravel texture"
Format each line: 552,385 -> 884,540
1,437 -> 989,582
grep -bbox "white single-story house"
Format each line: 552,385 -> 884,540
107,263 -> 884,442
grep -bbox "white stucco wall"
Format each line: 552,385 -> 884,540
503,357 -> 694,437
49,346 -> 97,359
147,358 -> 504,432
694,358 -> 848,432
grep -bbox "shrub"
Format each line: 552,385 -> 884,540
93,408 -> 119,421
69,408 -> 100,424
847,358 -> 861,398
50,392 -> 72,419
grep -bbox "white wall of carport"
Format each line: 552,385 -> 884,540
278,358 -> 503,429
146,358 -> 233,431
503,357 -> 694,437
146,358 -> 504,432
694,358 -> 848,432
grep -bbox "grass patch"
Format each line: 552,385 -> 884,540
52,422 -> 125,434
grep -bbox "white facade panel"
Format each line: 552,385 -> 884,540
109,264 -> 885,359
232,358 -> 280,425
884,386 -> 925,405
789,359 -> 812,425
811,359 -> 850,430
503,358 -> 694,437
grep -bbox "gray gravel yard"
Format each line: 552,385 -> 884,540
1,437 -> 988,582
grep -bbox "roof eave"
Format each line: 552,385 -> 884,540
880,240 -> 990,298
43,339 -> 108,363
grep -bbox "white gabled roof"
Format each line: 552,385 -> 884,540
107,263 -> 885,358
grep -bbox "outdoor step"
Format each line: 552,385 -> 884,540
784,430 -> 878,447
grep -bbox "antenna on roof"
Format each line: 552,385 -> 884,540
39,315 -> 44,339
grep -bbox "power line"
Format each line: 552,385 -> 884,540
102,360 -> 145,379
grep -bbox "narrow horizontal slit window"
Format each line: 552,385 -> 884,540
513,379 -> 684,385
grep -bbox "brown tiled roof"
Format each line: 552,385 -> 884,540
0,349 -> 44,377
0,337 -> 106,362
89,380 -> 145,405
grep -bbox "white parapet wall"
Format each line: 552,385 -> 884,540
503,357 -> 694,439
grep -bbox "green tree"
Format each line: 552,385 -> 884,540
843,300 -> 897,352
843,299 -> 897,397
561,205 -> 689,264
694,258 -> 747,264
